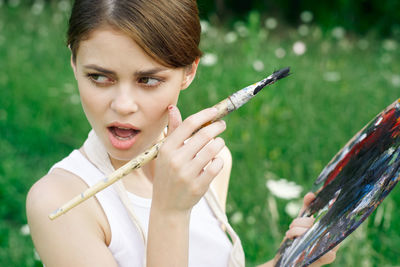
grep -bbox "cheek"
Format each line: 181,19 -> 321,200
142,96 -> 172,129
77,82 -> 107,124
141,87 -> 181,120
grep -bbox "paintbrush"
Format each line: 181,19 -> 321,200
49,67 -> 291,220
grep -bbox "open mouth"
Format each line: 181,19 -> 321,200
107,126 -> 141,150
108,126 -> 140,140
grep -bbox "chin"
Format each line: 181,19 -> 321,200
108,147 -> 141,163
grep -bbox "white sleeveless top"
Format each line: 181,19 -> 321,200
50,149 -> 234,267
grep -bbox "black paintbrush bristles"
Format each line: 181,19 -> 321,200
272,67 -> 291,81
253,67 -> 291,95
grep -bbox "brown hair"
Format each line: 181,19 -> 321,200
67,0 -> 202,68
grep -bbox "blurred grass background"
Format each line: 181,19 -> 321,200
1,1 -> 400,266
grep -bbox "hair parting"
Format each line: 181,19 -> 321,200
67,0 -> 202,68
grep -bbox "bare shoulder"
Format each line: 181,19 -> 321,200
26,168 -> 98,225
27,169 -> 85,212
26,169 -> 116,267
211,145 -> 232,212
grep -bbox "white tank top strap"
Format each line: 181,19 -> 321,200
82,130 -> 148,266
114,180 -> 147,244
50,150 -> 104,186
205,187 -> 246,267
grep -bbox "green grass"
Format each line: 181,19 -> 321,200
1,4 -> 400,267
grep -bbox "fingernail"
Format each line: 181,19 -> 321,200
220,120 -> 226,127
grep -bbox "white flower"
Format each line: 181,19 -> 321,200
58,0 -> 70,12
252,60 -> 264,72
292,41 -> 306,55
70,94 -> 81,105
331,27 -> 346,39
285,201 -> 302,218
201,53 -> 218,67
246,216 -> 256,225
298,24 -> 309,36
63,83 -> 75,94
265,17 -> 278,30
357,39 -> 369,50
230,211 -> 243,224
224,31 -> 238,43
235,24 -> 249,37
391,74 -> 400,87
266,179 -> 303,200
9,0 -> 20,8
0,109 -> 7,121
275,47 -> 286,58
31,1 -> 44,15
200,20 -> 210,34
20,224 -> 30,236
267,195 -> 279,221
52,13 -> 64,25
339,39 -> 353,51
321,41 -> 331,53
323,71 -> 341,82
39,26 -> 49,37
380,54 -> 392,64
383,39 -> 398,51
34,249 -> 41,261
312,27 -> 322,40
300,11 -> 313,23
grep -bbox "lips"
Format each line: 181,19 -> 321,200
109,126 -> 138,139
107,123 -> 140,150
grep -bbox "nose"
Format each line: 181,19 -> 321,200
110,83 -> 139,115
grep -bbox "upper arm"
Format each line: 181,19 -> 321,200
211,145 -> 232,212
26,172 -> 118,267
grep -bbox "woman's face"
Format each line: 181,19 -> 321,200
71,27 -> 197,168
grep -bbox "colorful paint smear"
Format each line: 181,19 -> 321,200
275,99 -> 400,267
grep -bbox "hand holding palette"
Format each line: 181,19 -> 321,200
275,99 -> 400,266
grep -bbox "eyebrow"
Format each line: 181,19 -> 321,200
83,64 -> 169,76
83,64 -> 116,75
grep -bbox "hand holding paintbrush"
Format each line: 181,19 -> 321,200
49,67 -> 290,220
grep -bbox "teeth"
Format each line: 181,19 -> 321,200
110,126 -> 138,140
115,135 -> 131,140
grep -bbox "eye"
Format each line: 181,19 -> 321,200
86,73 -> 115,85
138,77 -> 162,87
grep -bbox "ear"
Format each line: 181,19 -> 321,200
181,57 -> 200,90
70,53 -> 78,80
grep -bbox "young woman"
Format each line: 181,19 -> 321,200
26,1 -> 337,266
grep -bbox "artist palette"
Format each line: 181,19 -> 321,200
275,99 -> 400,266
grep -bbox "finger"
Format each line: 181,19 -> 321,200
285,226 -> 310,239
167,108 -> 218,148
331,244 -> 341,252
166,105 -> 183,136
196,156 -> 224,189
180,120 -> 226,159
310,250 -> 336,267
299,192 -> 316,216
189,137 -> 225,174
289,217 -> 315,229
